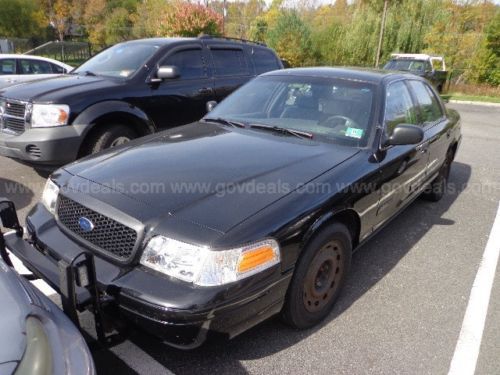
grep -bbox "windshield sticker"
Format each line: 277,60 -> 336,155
345,127 -> 364,139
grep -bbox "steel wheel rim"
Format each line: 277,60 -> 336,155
303,240 -> 344,313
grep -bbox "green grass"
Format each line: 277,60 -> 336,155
441,93 -> 500,104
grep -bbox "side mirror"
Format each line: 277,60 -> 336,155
156,65 -> 180,80
206,101 -> 217,112
385,124 -> 424,147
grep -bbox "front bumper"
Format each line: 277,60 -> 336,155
1,201 -> 291,349
0,126 -> 84,166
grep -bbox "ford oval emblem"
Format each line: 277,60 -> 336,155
78,217 -> 94,233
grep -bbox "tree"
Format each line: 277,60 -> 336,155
160,2 -> 222,37
0,0 -> 45,38
266,11 -> 315,67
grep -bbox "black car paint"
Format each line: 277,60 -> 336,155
0,37 -> 282,166
4,68 -> 461,349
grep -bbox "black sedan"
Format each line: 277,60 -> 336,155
1,68 -> 461,349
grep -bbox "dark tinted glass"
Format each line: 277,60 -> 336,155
20,59 -> 52,74
384,81 -> 418,134
408,80 -> 443,123
211,49 -> 249,76
163,49 -> 206,79
51,63 -> 65,73
0,59 -> 16,75
252,49 -> 280,74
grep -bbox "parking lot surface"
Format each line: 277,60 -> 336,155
1,103 -> 499,374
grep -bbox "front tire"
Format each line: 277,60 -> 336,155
84,124 -> 137,156
281,223 -> 352,329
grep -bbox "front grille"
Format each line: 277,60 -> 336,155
57,195 -> 138,260
1,99 -> 26,134
5,102 -> 26,118
5,117 -> 25,133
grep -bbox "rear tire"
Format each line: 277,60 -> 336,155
422,151 -> 453,202
83,124 -> 137,156
281,223 -> 352,329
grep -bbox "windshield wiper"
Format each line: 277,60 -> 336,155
249,123 -> 313,139
203,117 -> 246,128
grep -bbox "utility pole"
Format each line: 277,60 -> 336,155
222,0 -> 227,36
375,0 -> 389,68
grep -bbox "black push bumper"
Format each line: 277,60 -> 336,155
0,198 -> 291,349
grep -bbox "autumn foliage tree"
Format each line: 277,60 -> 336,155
159,2 -> 222,37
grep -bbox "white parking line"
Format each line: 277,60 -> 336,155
448,203 -> 500,375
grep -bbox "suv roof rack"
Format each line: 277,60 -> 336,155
198,35 -> 267,47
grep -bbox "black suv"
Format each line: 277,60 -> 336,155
0,36 -> 282,168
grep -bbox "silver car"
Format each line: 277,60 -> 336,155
0,258 -> 95,375
0,55 -> 73,90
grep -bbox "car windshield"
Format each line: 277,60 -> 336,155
74,43 -> 160,78
384,59 -> 426,72
205,75 -> 376,147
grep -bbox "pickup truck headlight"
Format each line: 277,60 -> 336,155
140,236 -> 280,286
31,104 -> 70,128
41,179 -> 59,214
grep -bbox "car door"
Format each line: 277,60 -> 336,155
407,80 -> 450,182
149,45 -> 215,129
374,80 -> 429,226
206,45 -> 254,102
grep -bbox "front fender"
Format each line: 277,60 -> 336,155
72,100 -> 156,135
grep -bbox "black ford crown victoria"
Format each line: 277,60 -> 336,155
1,68 -> 461,349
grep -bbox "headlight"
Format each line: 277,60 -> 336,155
31,104 -> 70,128
41,179 -> 59,214
140,236 -> 280,286
14,317 -> 53,375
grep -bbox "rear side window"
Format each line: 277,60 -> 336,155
20,59 -> 53,74
252,49 -> 280,74
211,48 -> 249,77
384,81 -> 418,135
0,59 -> 16,75
51,63 -> 65,73
162,49 -> 206,79
408,80 -> 443,124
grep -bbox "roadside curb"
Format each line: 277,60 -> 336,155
447,99 -> 500,107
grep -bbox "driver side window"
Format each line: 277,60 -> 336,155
162,49 -> 206,79
384,81 -> 418,136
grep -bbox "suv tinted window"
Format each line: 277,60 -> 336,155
163,49 -> 206,79
0,59 -> 16,75
20,59 -> 53,74
252,49 -> 280,74
384,81 -> 418,134
211,48 -> 249,76
408,80 -> 443,123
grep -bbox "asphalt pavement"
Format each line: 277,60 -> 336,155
1,103 -> 499,374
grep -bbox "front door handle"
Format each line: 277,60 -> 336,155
415,144 -> 428,153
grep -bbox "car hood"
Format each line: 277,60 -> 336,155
0,261 -> 31,364
62,122 -> 359,233
0,74 -> 121,102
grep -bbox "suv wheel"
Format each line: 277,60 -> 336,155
422,150 -> 453,202
281,223 -> 352,329
85,124 -> 137,155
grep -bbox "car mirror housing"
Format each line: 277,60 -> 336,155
206,101 -> 217,112
157,66 -> 180,80
385,124 -> 424,147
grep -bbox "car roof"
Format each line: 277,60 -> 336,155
120,36 -> 270,49
0,54 -> 72,69
262,67 -> 416,85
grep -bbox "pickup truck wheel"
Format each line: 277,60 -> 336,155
281,223 -> 352,329
85,124 -> 137,155
422,151 -> 452,202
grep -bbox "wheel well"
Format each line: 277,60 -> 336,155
78,112 -> 153,157
305,209 -> 361,251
